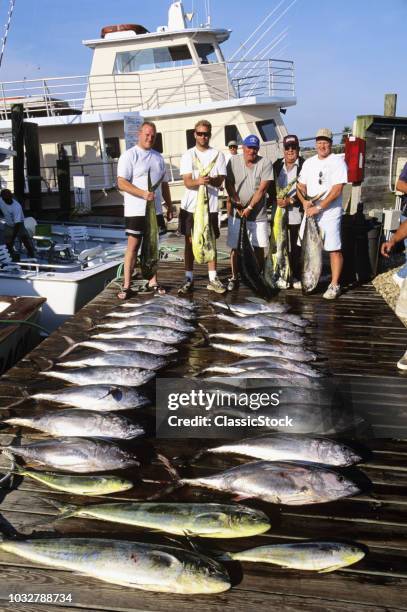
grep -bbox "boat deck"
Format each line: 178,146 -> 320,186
0,262 -> 406,611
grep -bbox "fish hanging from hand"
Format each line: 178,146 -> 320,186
140,169 -> 165,279
192,153 -> 218,264
237,215 -> 275,298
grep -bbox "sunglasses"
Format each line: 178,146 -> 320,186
196,131 -> 211,137
318,171 -> 323,185
284,146 -> 298,151
229,145 -> 238,149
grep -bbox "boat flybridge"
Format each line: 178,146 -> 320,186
0,1 -> 296,198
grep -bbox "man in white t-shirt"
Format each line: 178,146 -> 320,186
117,121 -> 173,299
0,189 -> 35,258
297,128 -> 348,299
178,119 -> 227,294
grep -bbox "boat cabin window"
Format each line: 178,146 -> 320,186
224,125 -> 243,146
186,129 -> 195,149
153,132 -> 163,154
195,43 -> 218,64
256,119 -> 278,142
114,45 -> 193,73
57,142 -> 78,162
105,137 -> 121,159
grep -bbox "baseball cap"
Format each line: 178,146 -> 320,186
316,128 -> 333,141
283,134 -> 299,148
243,135 -> 260,148
228,140 -> 238,148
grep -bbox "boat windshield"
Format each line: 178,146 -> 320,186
114,45 -> 194,73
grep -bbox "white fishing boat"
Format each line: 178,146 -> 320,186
0,1 -> 296,202
0,222 -> 127,331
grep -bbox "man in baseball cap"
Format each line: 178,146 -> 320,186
270,133 -> 304,289
225,134 -> 273,290
297,127 -> 348,299
283,134 -> 300,149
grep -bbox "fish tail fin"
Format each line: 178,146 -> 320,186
196,322 -> 210,346
43,497 -> 79,520
155,453 -> 180,482
58,336 -> 78,358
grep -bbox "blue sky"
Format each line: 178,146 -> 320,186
0,0 -> 405,138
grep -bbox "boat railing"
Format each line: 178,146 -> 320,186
0,59 -> 295,118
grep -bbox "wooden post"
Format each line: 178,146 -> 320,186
11,103 -> 25,203
384,94 -> 397,117
56,158 -> 71,212
24,122 -> 42,214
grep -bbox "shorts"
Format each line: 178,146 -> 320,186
125,214 -> 166,237
317,212 -> 342,251
178,208 -> 220,239
227,215 -> 269,249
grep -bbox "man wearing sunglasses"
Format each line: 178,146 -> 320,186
270,134 -> 304,288
225,134 -> 273,290
178,119 -> 227,294
297,128 -> 348,299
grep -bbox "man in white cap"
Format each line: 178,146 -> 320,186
225,140 -> 239,163
297,128 -> 348,299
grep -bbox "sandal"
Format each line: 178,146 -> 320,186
117,287 -> 135,300
148,284 -> 166,296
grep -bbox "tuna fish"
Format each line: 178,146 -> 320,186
11,466 -> 133,496
61,338 -> 177,356
118,303 -> 196,321
33,385 -> 149,411
3,437 -> 139,472
210,300 -> 288,315
59,351 -> 169,370
50,501 -> 270,539
237,216 -> 275,298
209,327 -> 304,345
210,341 -> 318,363
99,314 -> 195,333
0,537 -> 230,593
205,434 -> 362,467
41,367 -> 155,387
301,216 -> 324,293
181,461 -> 363,505
216,312 -> 305,331
4,410 -> 144,440
92,327 -> 188,344
229,541 -> 365,572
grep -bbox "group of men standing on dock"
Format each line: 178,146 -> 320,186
116,119 -> 348,300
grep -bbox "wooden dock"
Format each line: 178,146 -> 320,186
0,261 -> 406,612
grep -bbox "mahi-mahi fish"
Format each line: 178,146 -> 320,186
0,537 -> 230,593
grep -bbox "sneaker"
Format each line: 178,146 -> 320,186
292,278 -> 302,290
207,277 -> 226,294
393,272 -> 404,289
323,284 -> 341,300
276,278 -> 289,290
397,350 -> 407,371
177,279 -> 194,295
227,277 -> 239,291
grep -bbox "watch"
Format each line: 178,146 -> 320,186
315,204 -> 322,212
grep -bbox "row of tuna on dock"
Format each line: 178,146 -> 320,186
0,293 -> 369,594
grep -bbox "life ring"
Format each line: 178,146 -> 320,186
101,24 -> 149,38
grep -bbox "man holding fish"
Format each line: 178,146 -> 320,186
225,134 -> 274,291
270,134 -> 305,288
117,121 -> 173,299
297,128 -> 348,299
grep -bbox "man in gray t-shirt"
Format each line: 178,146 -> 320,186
225,135 -> 273,290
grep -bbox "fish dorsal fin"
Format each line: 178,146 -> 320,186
246,297 -> 267,304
